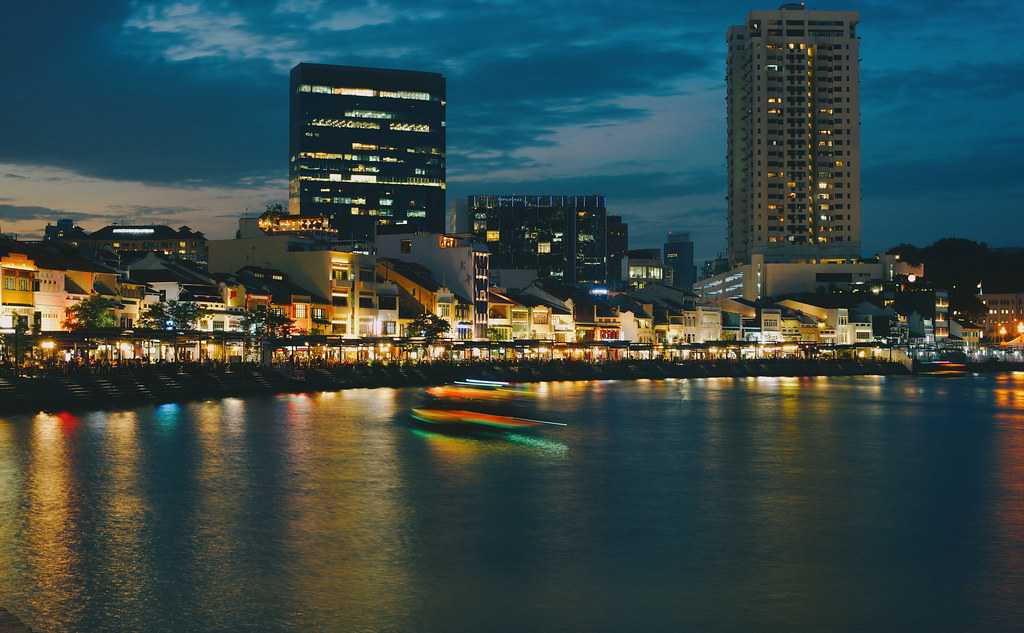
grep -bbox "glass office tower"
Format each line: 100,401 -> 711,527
468,194 -> 608,286
289,63 -> 446,245
664,231 -> 696,289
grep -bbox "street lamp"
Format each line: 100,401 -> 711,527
1018,322 -> 1024,336
999,325 -> 1008,343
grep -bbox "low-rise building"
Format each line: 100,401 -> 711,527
61,224 -> 209,264
978,290 -> 1024,340
207,234 -> 397,338
623,248 -> 664,290
376,233 -> 490,339
694,253 -> 921,302
377,258 -> 474,339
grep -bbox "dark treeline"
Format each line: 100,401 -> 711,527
888,238 -> 1024,320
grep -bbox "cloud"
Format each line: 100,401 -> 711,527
315,1 -> 399,31
0,0 -> 1022,257
274,0 -> 322,14
124,2 -> 308,70
0,204 -> 99,223
453,168 -> 722,202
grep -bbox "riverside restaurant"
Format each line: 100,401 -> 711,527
0,329 -> 907,368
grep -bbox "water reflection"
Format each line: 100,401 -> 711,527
0,377 -> 1022,631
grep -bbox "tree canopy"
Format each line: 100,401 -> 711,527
887,238 -> 1024,321
407,312 -> 450,344
242,305 -> 294,341
63,295 -> 119,331
139,300 -> 207,331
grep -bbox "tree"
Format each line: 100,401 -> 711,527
168,301 -> 206,331
138,302 -> 170,330
407,311 -> 450,345
63,295 -> 119,331
139,300 -> 207,331
242,305 -> 294,341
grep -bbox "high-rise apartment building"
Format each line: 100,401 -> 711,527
468,195 -> 608,286
664,231 -> 696,289
726,3 -> 861,265
289,63 -> 446,245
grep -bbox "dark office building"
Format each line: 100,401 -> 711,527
469,195 -> 608,286
289,63 -> 446,245
607,215 -> 628,289
664,231 -> 696,289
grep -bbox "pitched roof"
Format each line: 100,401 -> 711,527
87,225 -> 205,240
0,238 -> 112,273
235,267 -> 328,305
378,258 -> 442,292
487,289 -> 518,305
64,277 -> 88,295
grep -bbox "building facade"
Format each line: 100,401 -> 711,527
62,225 -> 208,263
978,291 -> 1024,340
375,233 -> 490,339
694,253 -> 919,302
726,4 -> 861,265
623,249 -> 664,290
289,63 -> 446,245
468,194 -> 608,286
606,215 -> 629,289
664,231 -> 696,289
208,235 -> 398,338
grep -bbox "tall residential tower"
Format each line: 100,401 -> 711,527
289,63 -> 446,245
726,3 -> 860,265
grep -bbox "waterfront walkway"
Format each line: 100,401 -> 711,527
0,609 -> 32,633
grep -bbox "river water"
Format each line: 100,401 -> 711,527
1,375 -> 1023,632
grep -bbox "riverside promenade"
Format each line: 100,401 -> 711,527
0,358 -> 913,415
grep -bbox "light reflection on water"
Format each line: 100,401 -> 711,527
0,377 -> 1022,632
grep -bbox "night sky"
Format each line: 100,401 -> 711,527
1,1 -> 1021,261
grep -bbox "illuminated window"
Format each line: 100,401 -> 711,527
310,118 -> 380,130
345,110 -> 393,120
378,90 -> 431,101
486,230 -> 500,242
295,304 -> 307,319
390,123 -> 430,133
537,242 -> 551,254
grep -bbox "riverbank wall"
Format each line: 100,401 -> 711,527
0,608 -> 33,633
0,358 -> 922,416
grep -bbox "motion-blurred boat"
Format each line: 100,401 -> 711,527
411,379 -> 565,433
410,407 -> 560,431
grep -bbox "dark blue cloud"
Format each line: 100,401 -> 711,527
0,0 -> 1022,261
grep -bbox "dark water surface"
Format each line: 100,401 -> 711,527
1,375 -> 1023,632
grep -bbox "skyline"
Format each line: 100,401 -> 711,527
1,0 -> 1022,261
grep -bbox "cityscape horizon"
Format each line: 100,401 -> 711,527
2,3 -> 1024,633
1,1 -> 1021,260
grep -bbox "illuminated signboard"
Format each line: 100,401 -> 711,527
112,228 -> 156,235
